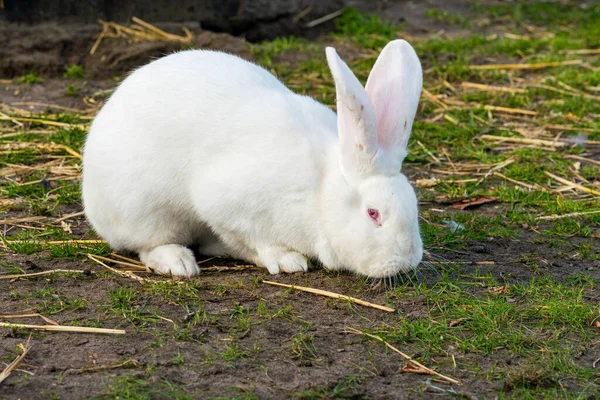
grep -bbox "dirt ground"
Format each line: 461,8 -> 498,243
1,1 -> 599,399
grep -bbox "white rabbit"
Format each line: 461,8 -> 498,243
82,39 -> 423,278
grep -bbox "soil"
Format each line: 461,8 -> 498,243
1,1 -> 599,399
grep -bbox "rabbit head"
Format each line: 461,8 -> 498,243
322,40 -> 423,278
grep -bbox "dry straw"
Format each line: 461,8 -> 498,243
545,171 -> 600,196
480,135 -> 566,148
0,335 -> 32,385
0,313 -> 59,325
344,327 -> 461,385
469,59 -> 582,70
87,253 -> 151,283
98,252 -> 260,273
90,17 -> 193,55
0,269 -> 86,280
537,210 -> 600,221
0,322 -> 125,335
262,281 -> 395,312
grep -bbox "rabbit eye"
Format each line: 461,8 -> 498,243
367,208 -> 382,226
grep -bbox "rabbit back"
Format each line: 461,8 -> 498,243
82,50 -> 337,254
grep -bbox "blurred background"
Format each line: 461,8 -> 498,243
0,0 -> 512,78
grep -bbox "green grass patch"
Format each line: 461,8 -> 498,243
17,72 -> 43,84
99,374 -> 192,400
63,64 -> 86,79
334,7 -> 401,49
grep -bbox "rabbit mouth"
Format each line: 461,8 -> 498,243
367,257 -> 418,278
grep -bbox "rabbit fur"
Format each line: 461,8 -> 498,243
82,39 -> 423,278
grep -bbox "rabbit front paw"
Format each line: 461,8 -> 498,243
140,244 -> 200,278
256,247 -> 308,274
278,251 -> 309,273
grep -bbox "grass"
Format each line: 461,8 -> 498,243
62,64 -> 85,79
11,285 -> 88,315
291,323 -> 319,360
296,375 -> 363,398
333,6 -> 401,49
425,7 -> 467,26
17,72 -> 43,85
0,2 -> 599,399
65,84 -> 79,97
98,375 -> 193,400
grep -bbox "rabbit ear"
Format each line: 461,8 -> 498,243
365,40 -> 422,170
326,47 -> 379,180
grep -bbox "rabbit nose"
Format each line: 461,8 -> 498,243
397,234 -> 422,268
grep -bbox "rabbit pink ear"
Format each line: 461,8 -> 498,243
326,47 -> 379,180
365,40 -> 422,170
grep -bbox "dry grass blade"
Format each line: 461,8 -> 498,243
0,269 -> 86,280
461,82 -> 526,93
292,7 -> 313,24
2,240 -> 105,246
537,210 -> 600,221
0,334 -> 32,385
0,115 -> 87,129
10,101 -> 92,114
305,8 -> 344,28
0,216 -> 47,225
0,322 -> 125,334
76,359 -> 139,373
45,240 -> 105,244
0,313 -> 39,319
545,125 -> 600,133
469,60 -> 582,70
483,105 -> 537,116
566,48 -> 600,55
90,17 -> 193,55
344,328 -> 461,385
421,88 -> 448,109
556,81 -> 587,96
110,252 -> 143,264
416,177 -> 440,188
131,16 -> 188,41
544,171 -> 600,196
0,313 -> 59,325
476,158 -> 514,185
90,254 -> 146,270
480,135 -> 566,148
55,144 -> 83,159
416,141 -> 441,163
262,280 -> 395,312
537,84 -> 600,101
38,315 -> 60,325
401,363 -> 435,375
565,155 -> 600,166
494,172 -> 542,191
444,114 -> 459,125
451,196 -> 498,210
202,265 -> 261,272
55,211 -> 85,222
87,254 -> 150,283
0,111 -> 24,127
